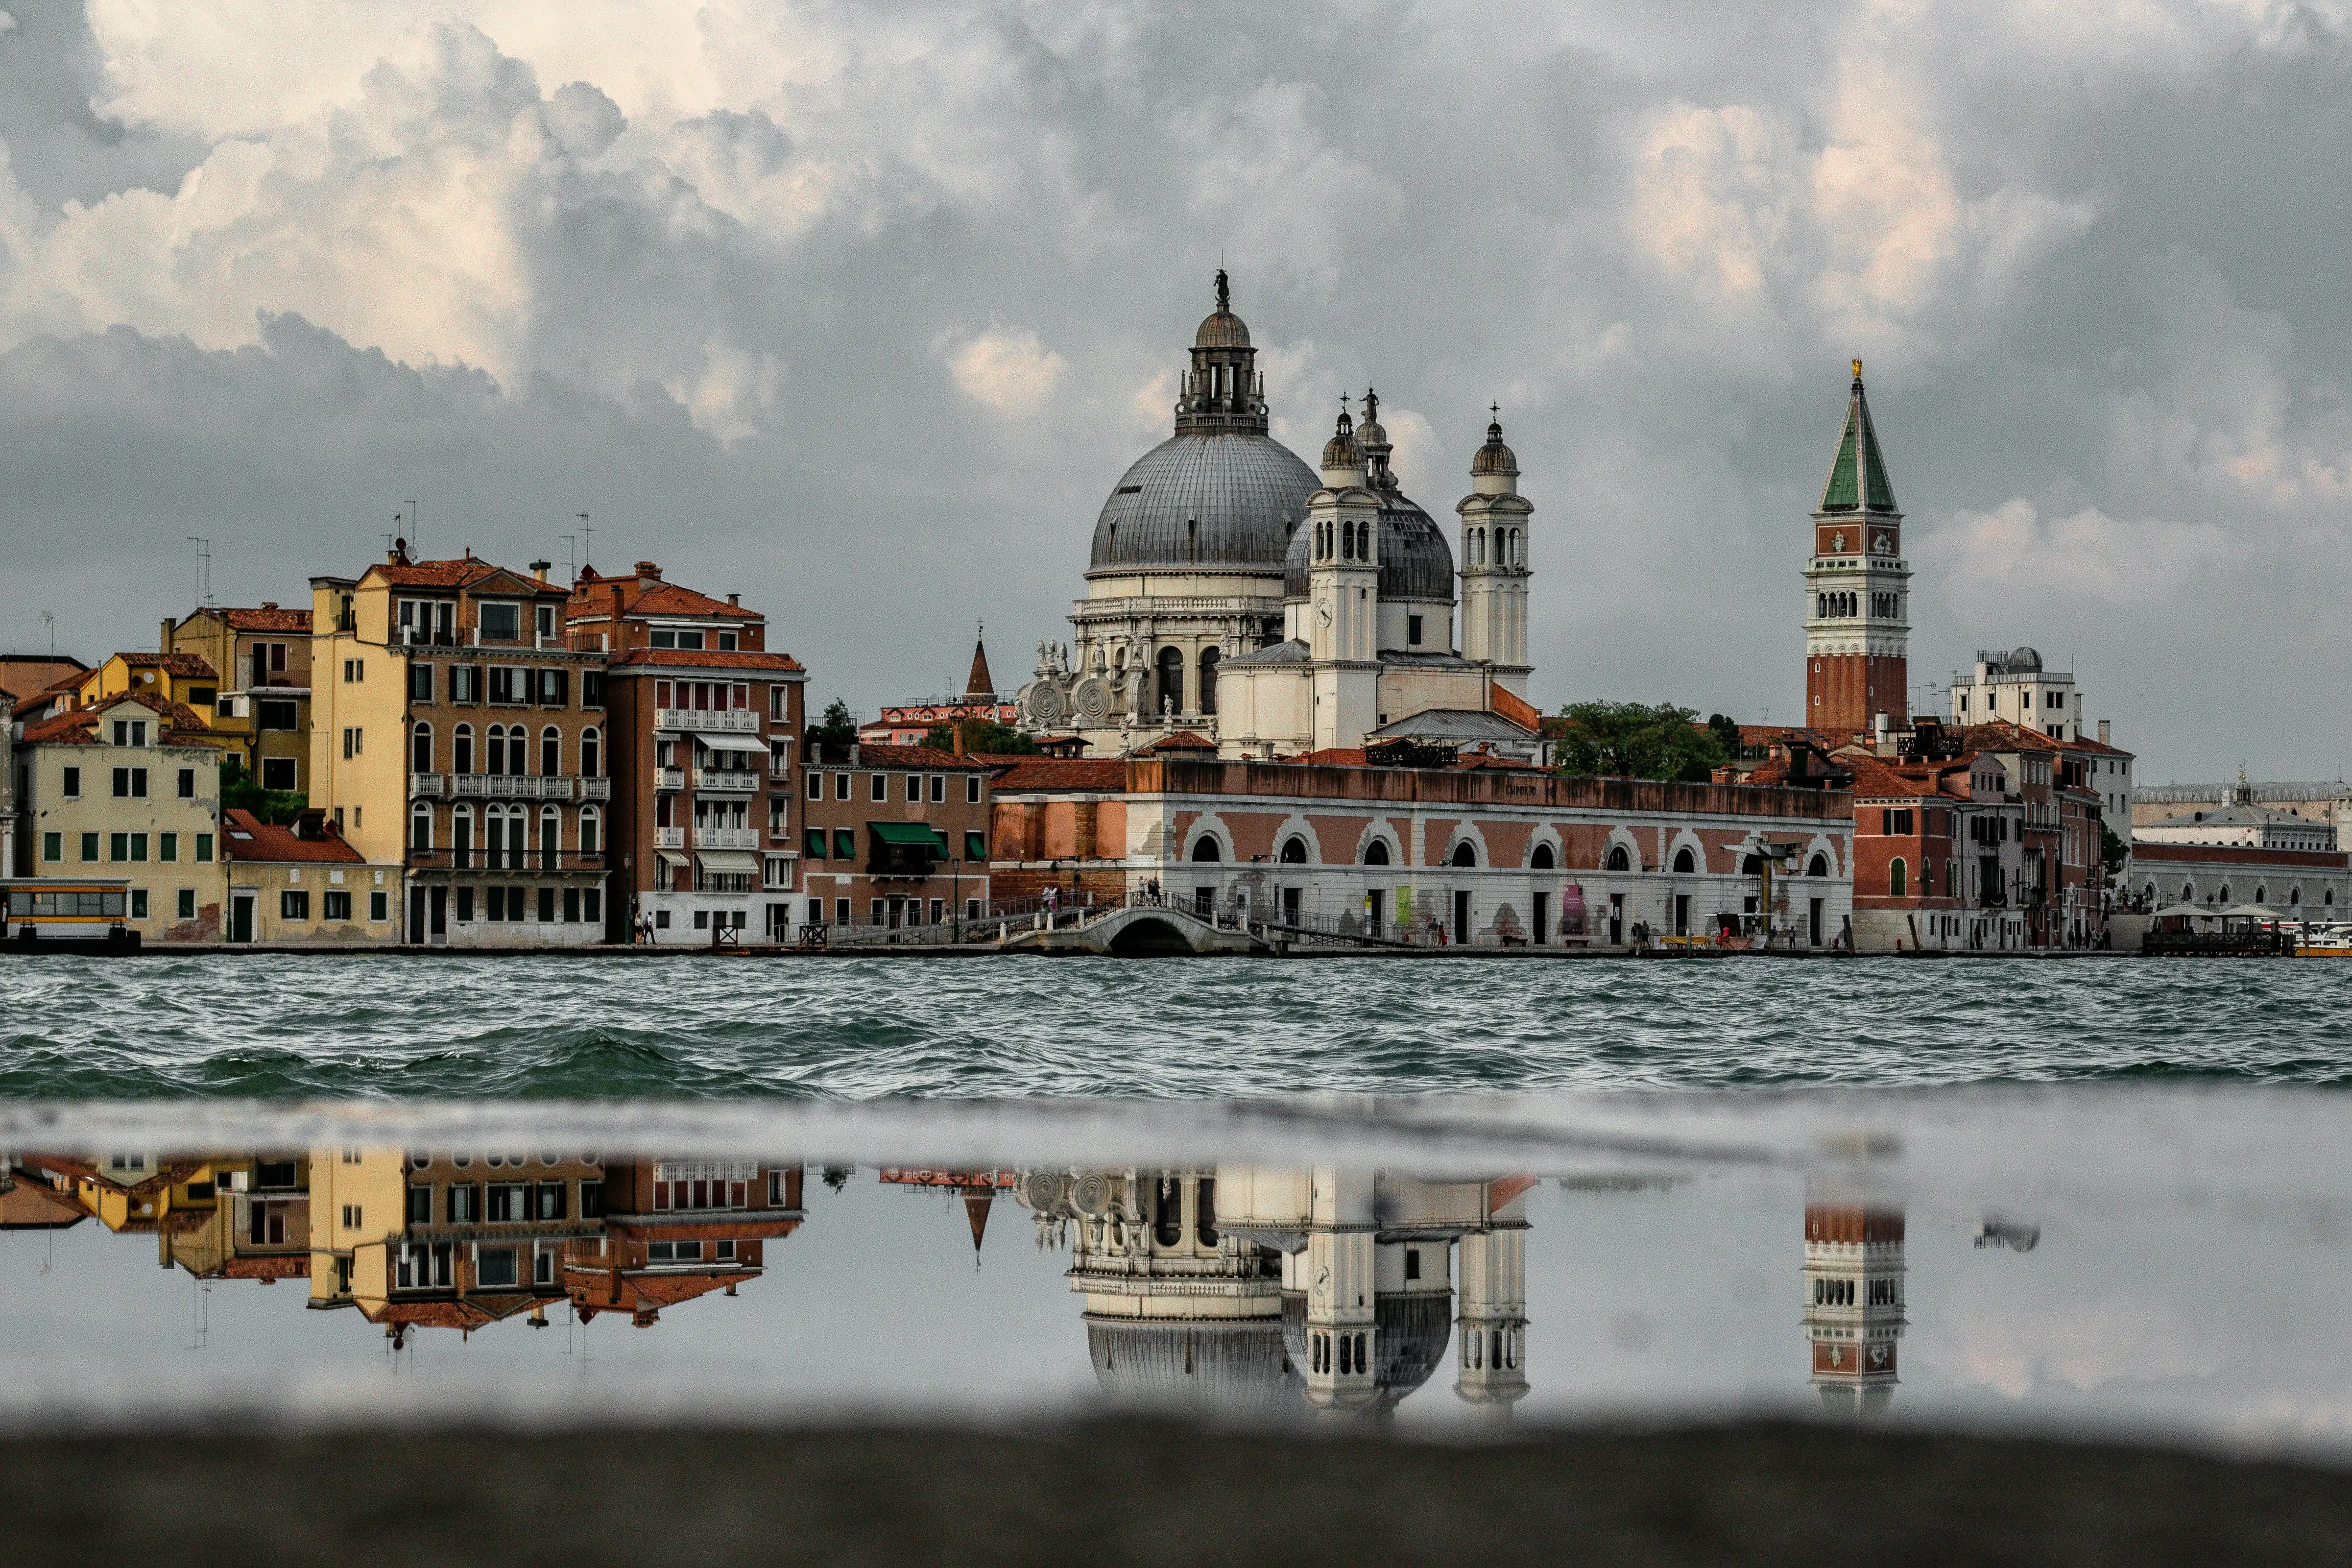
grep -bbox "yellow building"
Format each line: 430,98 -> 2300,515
74,641 -> 225,716
170,605 -> 316,795
17,692 -> 226,941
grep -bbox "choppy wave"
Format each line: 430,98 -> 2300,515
3,952 -> 2350,1098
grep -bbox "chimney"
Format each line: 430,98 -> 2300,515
727,592 -> 740,607
952,721 -> 965,758
530,559 -> 552,583
1872,711 -> 1891,750
636,560 -> 662,582
161,618 -> 174,656
2098,719 -> 2111,746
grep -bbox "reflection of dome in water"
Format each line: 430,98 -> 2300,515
1087,1318 -> 1299,1412
1280,1292 -> 1454,1412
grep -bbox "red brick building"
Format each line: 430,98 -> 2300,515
567,562 -> 806,944
1844,745 -> 2027,952
798,743 -> 992,935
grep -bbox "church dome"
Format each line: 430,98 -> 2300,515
1195,308 -> 1251,349
1088,434 -> 1317,577
1321,407 -> 1361,471
1282,486 -> 1457,602
1087,1317 -> 1299,1412
1470,417 -> 1518,477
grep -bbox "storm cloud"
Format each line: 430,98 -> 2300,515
3,0 -> 2351,777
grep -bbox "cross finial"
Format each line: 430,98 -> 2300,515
1490,402 -> 1501,420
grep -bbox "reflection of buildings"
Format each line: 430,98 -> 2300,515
1802,1189 -> 1907,1416
1015,1165 -> 1533,1419
7,1149 -> 803,1342
877,1168 -> 1015,1261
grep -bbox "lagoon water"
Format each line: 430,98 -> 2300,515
0,953 -> 2344,1099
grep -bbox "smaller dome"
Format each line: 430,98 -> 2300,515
2004,647 -> 2043,673
1195,309 -> 1251,349
1322,407 -> 1361,470
1471,418 -> 1518,478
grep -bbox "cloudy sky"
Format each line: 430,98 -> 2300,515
3,0 -> 2349,779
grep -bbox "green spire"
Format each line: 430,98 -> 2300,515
1819,360 -> 1898,514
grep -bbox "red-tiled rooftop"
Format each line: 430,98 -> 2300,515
220,605 -> 313,633
115,651 -> 219,680
989,758 -> 1128,793
21,690 -> 211,746
568,564 -> 761,621
1135,731 -> 1217,755
221,808 -> 367,864
851,743 -> 976,771
609,647 -> 804,671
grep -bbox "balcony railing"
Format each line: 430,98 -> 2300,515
695,827 -> 760,849
655,708 -> 757,733
406,849 -> 607,871
693,769 -> 761,793
654,828 -> 685,849
419,774 -> 609,802
654,768 -> 684,793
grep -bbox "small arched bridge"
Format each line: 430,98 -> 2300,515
1004,903 -> 1269,956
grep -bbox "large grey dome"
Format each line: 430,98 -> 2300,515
1087,1317 -> 1299,1412
1089,433 -> 1317,578
1279,1291 -> 1454,1412
1283,489 -> 1457,602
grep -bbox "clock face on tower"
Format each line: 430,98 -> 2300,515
1316,591 -> 1333,627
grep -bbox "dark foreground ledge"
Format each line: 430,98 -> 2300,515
8,1420 -> 2348,1566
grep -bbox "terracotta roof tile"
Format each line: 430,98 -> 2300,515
1489,684 -> 1542,731
221,606 -> 313,633
116,651 -> 219,679
567,569 -> 761,622
21,690 -> 210,745
1136,730 -> 1217,754
221,808 -> 368,864
609,647 -> 804,672
1292,748 -> 1370,767
989,758 -> 1128,793
854,743 -> 973,770
372,558 -> 505,590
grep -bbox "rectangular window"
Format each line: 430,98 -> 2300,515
538,668 -> 568,707
478,602 -> 520,641
41,832 -> 61,862
129,834 -> 147,862
835,773 -> 850,801
804,828 -> 826,859
487,887 -> 506,922
870,898 -> 885,926
261,757 -> 297,791
258,700 -> 297,730
177,768 -> 195,798
451,665 -> 481,704
80,832 -> 100,862
113,767 -> 131,797
718,631 -> 738,651
446,1184 -> 479,1224
409,662 -> 433,702
806,770 -> 822,798
1408,613 -> 1424,645
836,897 -> 851,925
456,886 -> 475,922
132,768 -> 147,797
369,891 -> 388,922
488,665 -> 525,704
536,603 -> 557,641
485,1183 -> 527,1223
833,828 -> 856,860
130,889 -> 148,919
771,688 -> 790,722
928,774 -> 944,804
537,886 -> 555,922
195,833 -> 214,863
870,772 -> 886,802
583,888 -> 600,924
324,890 -> 351,920
159,832 -> 179,863
650,629 -> 676,649
281,890 -> 310,920
61,766 -> 80,798
475,1247 -> 519,1288
965,831 -> 987,861
177,888 -> 195,920
580,670 -> 604,709
110,833 -> 128,861
966,775 -> 981,804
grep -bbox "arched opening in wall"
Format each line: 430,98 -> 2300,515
2329,890 -> 2338,907
581,726 -> 600,777
2143,881 -> 2157,906
1741,854 -> 1764,874
1198,647 -> 1220,715
1807,854 -> 1830,877
1672,847 -> 1696,874
2218,885 -> 2231,905
1189,836 -> 1222,863
1155,646 -> 1184,715
1107,915 -> 1196,956
1279,836 -> 1309,865
454,724 -> 475,775
1363,840 -> 1391,866
579,806 -> 600,857
2181,884 -> 2194,903
1153,1176 -> 1182,1248
1195,1178 -> 1217,1248
1450,841 -> 1478,868
541,725 -> 561,776
539,805 -> 560,866
486,724 -> 507,776
1889,858 -> 1907,897
409,802 -> 433,852
2291,887 -> 2302,908
1530,843 -> 1555,870
1605,844 -> 1631,872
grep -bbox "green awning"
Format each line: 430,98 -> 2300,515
867,821 -> 951,853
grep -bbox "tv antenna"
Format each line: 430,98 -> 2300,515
395,500 -> 419,555
576,512 -> 594,571
186,536 -> 213,606
41,609 -> 55,656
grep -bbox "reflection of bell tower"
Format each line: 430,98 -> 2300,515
1804,362 -> 1910,740
1802,1190 -> 1906,1416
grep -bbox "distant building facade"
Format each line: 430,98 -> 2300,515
170,604 -> 316,794
859,637 -> 1017,747
799,743 -> 993,934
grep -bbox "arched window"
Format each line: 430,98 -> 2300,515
1605,844 -> 1631,872
1363,840 -> 1391,866
1198,647 -> 1220,716
483,804 -> 506,869
1450,841 -> 1477,868
452,805 -> 474,865
1672,846 -> 1696,873
1155,646 -> 1184,715
2255,886 -> 2267,905
2290,887 -> 2302,907
1530,842 -> 1555,870
1152,1176 -> 1182,1249
541,726 -> 561,777
486,724 -> 507,776
411,722 -> 434,773
1807,853 -> 1830,877
2218,885 -> 2231,904
2181,883 -> 2193,902
2143,881 -> 2157,905
581,726 -> 600,778
540,805 -> 560,867
1190,836 -> 1223,863
1889,858 -> 1907,897
2329,890 -> 2337,907
1944,861 -> 1957,897
454,724 -> 475,776
1279,836 -> 1309,865
580,806 -> 601,857
409,801 -> 433,851
1741,854 -> 1764,874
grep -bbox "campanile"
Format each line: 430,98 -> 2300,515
1804,362 -> 1910,738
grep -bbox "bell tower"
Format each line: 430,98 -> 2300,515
1457,409 -> 1533,694
1805,362 -> 1910,739
1305,399 -> 1382,748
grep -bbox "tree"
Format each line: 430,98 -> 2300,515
1706,713 -> 1745,757
2101,824 -> 2130,889
805,699 -> 859,758
1553,700 -> 1727,783
219,755 -> 307,824
924,718 -> 1037,755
